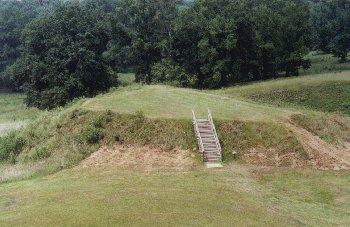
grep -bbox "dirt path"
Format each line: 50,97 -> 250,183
78,144 -> 196,173
0,122 -> 24,136
285,121 -> 350,170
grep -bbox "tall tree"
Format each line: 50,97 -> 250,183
5,4 -> 112,109
330,0 -> 350,62
0,0 -> 61,81
310,0 -> 350,61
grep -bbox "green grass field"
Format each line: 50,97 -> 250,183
1,166 -> 349,226
83,85 -> 288,122
0,91 -> 39,123
301,52 -> 350,76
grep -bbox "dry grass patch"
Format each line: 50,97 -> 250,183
78,144 -> 196,173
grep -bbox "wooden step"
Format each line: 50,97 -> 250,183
200,133 -> 215,136
193,110 -> 222,164
199,133 -> 215,136
203,144 -> 217,147
204,149 -> 220,152
201,139 -> 216,142
202,141 -> 216,144
203,144 -> 217,148
204,154 -> 221,157
200,138 -> 215,141
204,148 -> 218,151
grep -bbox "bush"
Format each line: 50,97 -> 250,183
91,111 -> 113,128
79,126 -> 104,144
0,132 -> 25,163
27,146 -> 51,161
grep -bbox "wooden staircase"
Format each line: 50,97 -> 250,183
192,110 -> 222,163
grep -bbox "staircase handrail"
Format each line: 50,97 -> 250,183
192,110 -> 205,158
208,110 -> 222,158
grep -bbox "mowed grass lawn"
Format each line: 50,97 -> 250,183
82,85 -> 289,122
0,166 -> 349,226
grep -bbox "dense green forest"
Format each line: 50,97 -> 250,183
0,0 -> 349,109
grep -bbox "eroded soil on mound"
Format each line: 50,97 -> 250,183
241,116 -> 350,170
79,118 -> 350,171
243,147 -> 308,169
285,122 -> 350,170
79,144 -> 196,172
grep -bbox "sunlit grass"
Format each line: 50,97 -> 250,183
0,166 -> 349,226
83,85 -> 289,122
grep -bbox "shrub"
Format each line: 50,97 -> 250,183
28,146 -> 51,161
91,111 -> 113,128
0,132 -> 25,163
79,126 -> 104,144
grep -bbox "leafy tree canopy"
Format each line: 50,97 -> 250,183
5,4 -> 112,109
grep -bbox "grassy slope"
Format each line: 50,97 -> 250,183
0,166 -> 349,226
217,72 -> 350,115
0,104 -> 303,182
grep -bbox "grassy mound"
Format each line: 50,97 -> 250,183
250,81 -> 350,115
218,72 -> 350,115
0,106 -> 303,182
0,103 -> 196,182
82,85 -> 287,122
291,113 -> 350,145
1,79 -> 350,182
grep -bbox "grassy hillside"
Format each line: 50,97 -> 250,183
0,105 -> 303,182
217,72 -> 350,115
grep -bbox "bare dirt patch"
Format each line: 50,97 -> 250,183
285,121 -> 350,170
78,144 -> 196,173
242,147 -> 308,168
240,115 -> 350,170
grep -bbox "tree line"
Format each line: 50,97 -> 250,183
0,0 -> 349,109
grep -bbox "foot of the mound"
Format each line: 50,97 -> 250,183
205,162 -> 223,168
